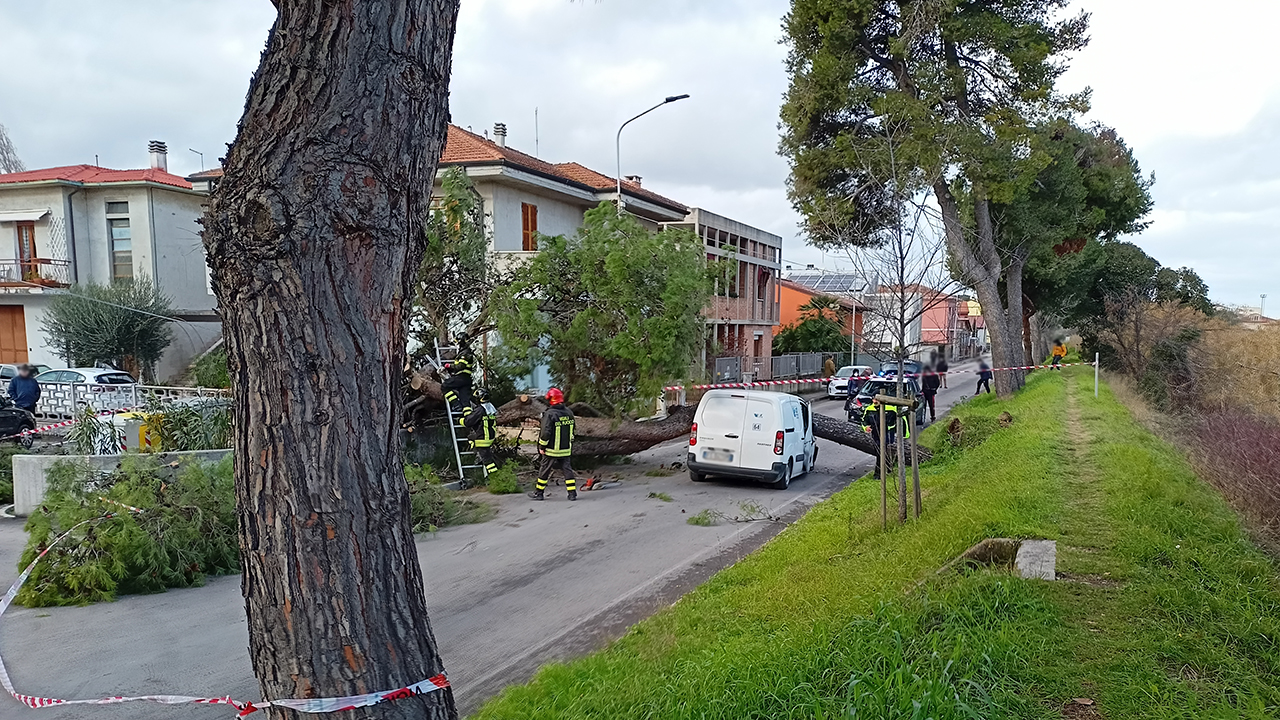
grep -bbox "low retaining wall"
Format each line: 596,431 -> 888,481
13,449 -> 232,517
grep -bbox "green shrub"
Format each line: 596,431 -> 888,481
191,347 -> 230,389
18,455 -> 238,607
486,462 -> 522,495
405,464 -> 495,532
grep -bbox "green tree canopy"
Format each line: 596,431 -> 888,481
985,121 -> 1154,360
411,167 -> 506,353
780,0 -> 1091,396
1048,240 -> 1211,364
41,279 -> 174,379
492,205 -> 712,416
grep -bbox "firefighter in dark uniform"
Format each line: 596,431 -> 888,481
462,387 -> 499,476
529,387 -> 576,501
441,356 -> 473,425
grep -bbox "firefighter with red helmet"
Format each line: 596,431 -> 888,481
529,387 -> 577,501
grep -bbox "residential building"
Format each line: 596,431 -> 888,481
0,142 -> 220,378
662,209 -> 782,379
1231,305 -> 1277,331
436,123 -> 782,381
785,268 -> 973,361
437,124 -> 689,255
778,277 -> 863,340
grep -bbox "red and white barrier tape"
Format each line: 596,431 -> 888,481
663,362 -> 1096,393
0,407 -> 140,442
1,502 -> 450,716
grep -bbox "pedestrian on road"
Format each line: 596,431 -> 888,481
462,387 -> 499,477
1051,339 -> 1067,369
8,364 -> 40,415
530,387 -> 577,501
921,366 -> 940,423
936,355 -> 949,388
823,356 -> 836,379
976,359 -> 993,395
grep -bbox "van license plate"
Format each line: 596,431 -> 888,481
702,449 -> 733,463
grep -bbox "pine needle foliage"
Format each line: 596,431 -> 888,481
17,455 -> 238,607
493,204 -> 713,416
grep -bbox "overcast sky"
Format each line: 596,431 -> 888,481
1,0 -> 1275,308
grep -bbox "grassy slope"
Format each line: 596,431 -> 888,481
472,369 -> 1280,719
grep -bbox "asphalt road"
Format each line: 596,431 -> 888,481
0,363 -> 978,719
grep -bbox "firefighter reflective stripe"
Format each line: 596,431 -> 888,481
539,406 -> 574,457
474,414 -> 496,448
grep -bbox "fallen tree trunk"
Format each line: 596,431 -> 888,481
495,396 -> 697,456
492,395 -> 930,462
812,412 -> 931,463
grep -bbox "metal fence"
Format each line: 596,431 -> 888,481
769,352 -> 853,380
713,357 -> 742,383
0,380 -> 229,423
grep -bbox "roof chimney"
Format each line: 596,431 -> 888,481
624,174 -> 643,187
148,140 -> 168,172
493,123 -> 508,148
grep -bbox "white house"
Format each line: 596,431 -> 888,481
0,142 -> 220,379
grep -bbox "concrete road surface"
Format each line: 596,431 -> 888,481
0,363 -> 978,718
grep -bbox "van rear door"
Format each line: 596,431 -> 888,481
740,396 -> 781,470
695,393 -> 746,468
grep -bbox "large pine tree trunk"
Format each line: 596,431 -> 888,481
202,2 -> 460,718
934,183 -> 1017,397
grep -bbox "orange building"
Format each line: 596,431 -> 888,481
777,278 -> 863,343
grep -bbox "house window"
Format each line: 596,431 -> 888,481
105,201 -> 129,215
521,203 -> 538,251
109,218 -> 132,280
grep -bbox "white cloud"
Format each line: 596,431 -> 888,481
0,0 -> 1273,305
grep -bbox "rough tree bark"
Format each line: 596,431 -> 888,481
934,182 -> 1018,397
202,2 -> 461,719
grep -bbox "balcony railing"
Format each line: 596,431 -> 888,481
0,259 -> 71,288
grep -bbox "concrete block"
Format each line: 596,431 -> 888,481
13,449 -> 231,517
1015,539 -> 1056,580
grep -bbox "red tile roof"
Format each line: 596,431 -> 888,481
0,164 -> 194,190
439,125 -> 687,213
186,167 -> 224,179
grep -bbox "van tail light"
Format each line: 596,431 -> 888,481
773,430 -> 784,455
689,422 -> 697,446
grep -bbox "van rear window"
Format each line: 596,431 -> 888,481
701,396 -> 745,429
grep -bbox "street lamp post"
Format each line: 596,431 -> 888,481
615,94 -> 690,216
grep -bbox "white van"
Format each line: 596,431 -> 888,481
687,389 -> 817,489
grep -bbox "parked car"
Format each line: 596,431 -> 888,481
878,359 -> 923,378
827,365 -> 875,398
36,368 -> 136,385
0,364 -> 50,379
847,376 -> 927,427
687,389 -> 817,489
0,395 -> 36,447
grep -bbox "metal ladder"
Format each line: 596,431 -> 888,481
432,341 -> 488,488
